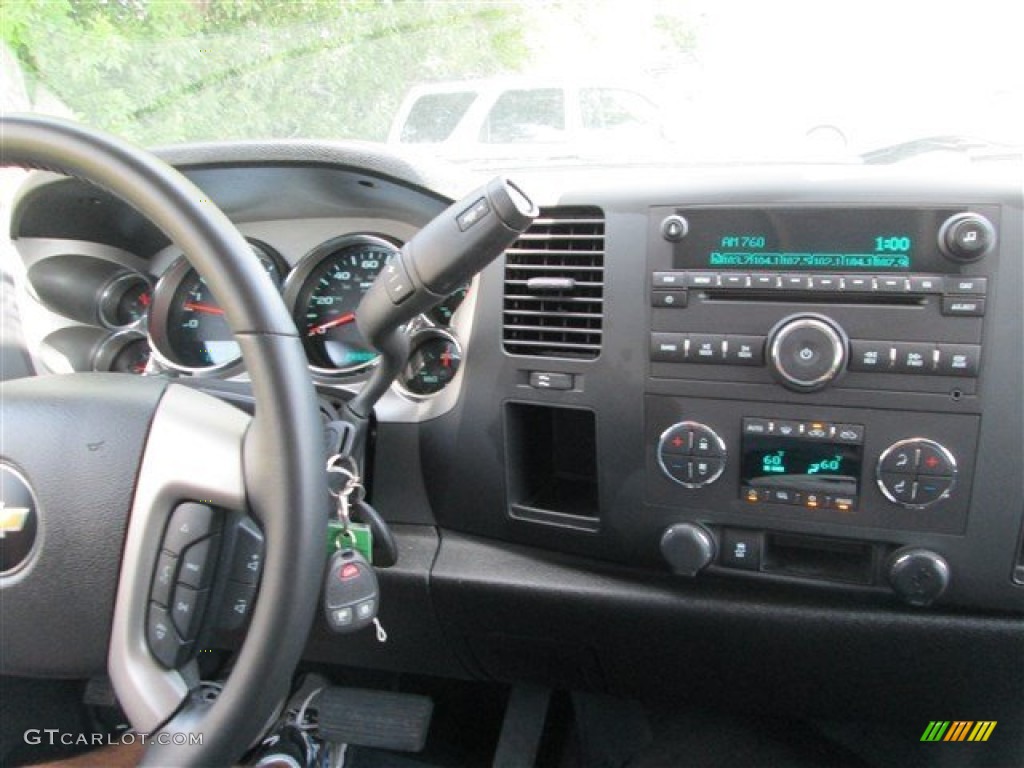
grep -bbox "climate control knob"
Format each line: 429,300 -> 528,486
768,315 -> 847,392
876,438 -> 957,508
657,422 -> 726,488
938,212 -> 996,263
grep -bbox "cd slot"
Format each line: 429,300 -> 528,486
702,289 -> 926,306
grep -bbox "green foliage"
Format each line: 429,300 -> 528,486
3,0 -> 527,144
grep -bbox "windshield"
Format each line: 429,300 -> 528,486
3,0 -> 1021,169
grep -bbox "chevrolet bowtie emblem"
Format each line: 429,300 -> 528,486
0,501 -> 31,538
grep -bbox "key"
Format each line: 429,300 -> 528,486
327,519 -> 374,562
323,548 -> 378,633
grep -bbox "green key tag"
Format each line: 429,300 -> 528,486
327,519 -> 374,563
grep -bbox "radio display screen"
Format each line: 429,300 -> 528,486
741,434 -> 862,496
672,208 -> 963,272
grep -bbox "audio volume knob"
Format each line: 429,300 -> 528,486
887,547 -> 950,606
661,523 -> 717,577
767,315 -> 847,392
938,212 -> 996,263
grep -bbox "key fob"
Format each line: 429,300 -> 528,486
324,548 -> 378,633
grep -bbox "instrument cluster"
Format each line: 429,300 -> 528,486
148,234 -> 467,397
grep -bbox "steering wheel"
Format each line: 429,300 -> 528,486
0,115 -> 328,765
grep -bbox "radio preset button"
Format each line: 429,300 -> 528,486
720,273 -> 750,289
842,276 -> 875,292
781,274 -> 811,290
808,275 -> 841,291
876,276 -> 910,292
751,274 -> 780,290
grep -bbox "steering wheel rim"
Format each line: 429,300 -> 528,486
1,114 -> 327,765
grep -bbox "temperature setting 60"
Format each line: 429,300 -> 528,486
876,438 -> 957,508
657,422 -> 727,488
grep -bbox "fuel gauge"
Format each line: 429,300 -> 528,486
398,331 -> 462,397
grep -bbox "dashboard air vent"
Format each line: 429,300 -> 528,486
502,207 -> 605,359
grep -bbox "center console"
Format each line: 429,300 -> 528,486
644,203 -> 1012,606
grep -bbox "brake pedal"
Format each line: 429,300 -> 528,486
316,687 -> 434,753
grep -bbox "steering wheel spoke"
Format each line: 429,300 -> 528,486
109,384 -> 250,733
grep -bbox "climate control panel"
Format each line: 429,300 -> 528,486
646,396 -> 978,536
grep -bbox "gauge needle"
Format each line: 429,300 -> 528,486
183,301 -> 225,315
307,312 -> 356,336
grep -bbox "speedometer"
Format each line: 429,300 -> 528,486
283,235 -> 394,376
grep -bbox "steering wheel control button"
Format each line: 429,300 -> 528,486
324,548 -> 379,633
171,584 -> 207,641
661,215 -> 689,242
768,316 -> 847,392
151,552 -> 178,607
178,536 -> 218,590
163,502 -> 221,555
217,580 -> 258,631
229,518 -> 265,585
939,212 -> 996,263
147,603 -> 190,669
877,439 -> 957,508
657,422 -> 726,488
720,529 -> 763,571
888,548 -> 950,607
660,523 -> 716,577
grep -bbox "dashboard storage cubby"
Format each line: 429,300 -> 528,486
505,403 -> 600,530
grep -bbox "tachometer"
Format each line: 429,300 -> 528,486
284,235 -> 394,376
149,240 -> 286,374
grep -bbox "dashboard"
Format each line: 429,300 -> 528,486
6,144 -> 1023,733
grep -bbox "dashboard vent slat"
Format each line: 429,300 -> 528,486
503,206 -> 605,360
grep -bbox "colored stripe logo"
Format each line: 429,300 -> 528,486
921,721 -> 997,742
